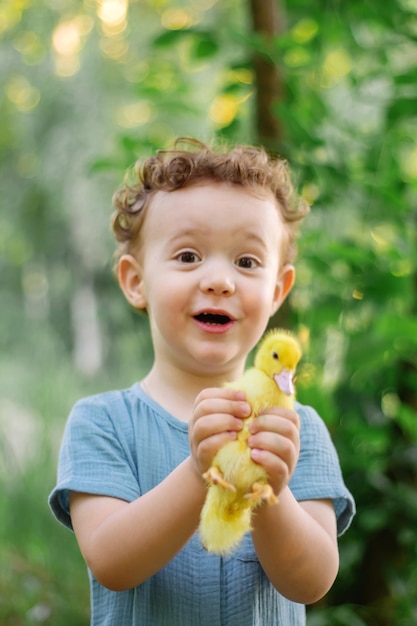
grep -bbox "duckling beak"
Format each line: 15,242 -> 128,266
274,369 -> 295,396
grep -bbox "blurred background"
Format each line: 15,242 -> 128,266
0,0 -> 416,624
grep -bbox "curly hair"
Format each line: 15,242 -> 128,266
111,138 -> 309,268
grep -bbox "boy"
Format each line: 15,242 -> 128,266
49,138 -> 355,625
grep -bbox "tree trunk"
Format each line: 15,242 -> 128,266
248,0 -> 286,152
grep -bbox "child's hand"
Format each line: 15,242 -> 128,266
248,407 -> 300,497
189,387 -> 251,477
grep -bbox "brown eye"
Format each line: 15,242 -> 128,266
178,251 -> 199,263
272,352 -> 279,360
236,257 -> 257,269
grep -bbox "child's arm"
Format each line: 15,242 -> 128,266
247,407 -> 339,604
69,388 -> 248,592
70,457 -> 205,591
252,493 -> 338,604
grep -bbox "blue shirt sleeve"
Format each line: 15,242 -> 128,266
290,403 -> 355,536
49,392 -> 141,530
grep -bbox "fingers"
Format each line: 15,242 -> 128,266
189,388 -> 251,475
249,406 -> 300,435
189,388 -> 300,495
247,408 -> 300,494
193,387 -> 251,418
192,388 -> 251,430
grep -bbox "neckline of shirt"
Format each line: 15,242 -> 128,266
130,382 -> 189,433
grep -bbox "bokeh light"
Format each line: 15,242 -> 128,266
161,8 -> 194,30
13,30 -> 44,65
98,0 -> 128,25
209,93 -> 250,127
97,0 -> 128,36
100,35 -> 129,60
6,75 -> 40,112
52,15 -> 93,77
321,48 -> 353,87
116,101 -> 153,128
52,20 -> 82,56
291,18 -> 319,44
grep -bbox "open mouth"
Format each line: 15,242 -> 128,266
194,312 -> 232,325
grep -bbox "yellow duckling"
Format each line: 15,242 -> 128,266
199,329 -> 302,555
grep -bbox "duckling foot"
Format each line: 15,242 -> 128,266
203,466 -> 236,492
244,482 -> 278,505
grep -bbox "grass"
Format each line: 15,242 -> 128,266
0,452 -> 90,625
0,355 -> 89,625
0,318 -> 150,626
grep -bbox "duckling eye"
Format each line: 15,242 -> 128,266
272,352 -> 279,360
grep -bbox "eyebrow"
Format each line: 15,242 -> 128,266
169,228 -> 268,241
228,230 -> 272,250
165,229 -> 199,245
165,226 -> 273,252
237,232 -> 268,245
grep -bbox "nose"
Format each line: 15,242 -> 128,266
199,262 -> 235,296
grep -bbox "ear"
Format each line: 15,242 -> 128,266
271,264 -> 295,315
118,254 -> 147,310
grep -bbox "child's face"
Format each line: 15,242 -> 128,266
119,182 -> 294,377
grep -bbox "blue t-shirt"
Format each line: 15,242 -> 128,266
49,383 -> 355,626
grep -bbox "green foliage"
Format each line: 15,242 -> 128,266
273,1 -> 417,623
1,0 -> 416,623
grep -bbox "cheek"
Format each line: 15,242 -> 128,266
148,282 -> 185,326
145,270 -> 179,302
242,295 -> 274,333
244,278 -> 278,311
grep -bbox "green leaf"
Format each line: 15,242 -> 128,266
190,36 -> 219,59
152,29 -> 191,48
